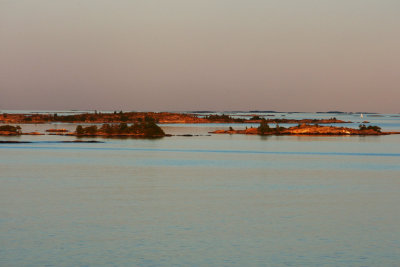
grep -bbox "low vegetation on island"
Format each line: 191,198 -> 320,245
203,114 -> 246,123
0,119 -> 165,138
74,121 -> 165,137
0,120 -> 398,137
0,111 -> 350,125
210,120 -> 395,136
358,124 -> 381,132
0,125 -> 22,135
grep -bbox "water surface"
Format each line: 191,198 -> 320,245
1,114 -> 400,266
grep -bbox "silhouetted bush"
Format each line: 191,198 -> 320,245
359,124 -> 381,132
205,114 -> 245,123
0,125 -> 22,134
77,122 -> 165,137
258,120 -> 271,134
250,116 -> 261,120
75,125 -> 97,135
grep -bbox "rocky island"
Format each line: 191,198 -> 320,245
0,112 -> 349,125
71,121 -> 165,137
210,122 -> 400,136
0,120 -> 166,138
0,125 -> 22,135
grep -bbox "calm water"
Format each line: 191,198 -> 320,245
1,113 -> 400,266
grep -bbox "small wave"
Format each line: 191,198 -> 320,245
0,145 -> 399,157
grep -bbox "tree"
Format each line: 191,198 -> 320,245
144,116 -> 155,123
85,125 -> 98,135
258,119 -> 270,135
274,123 -> 286,134
100,124 -> 114,134
250,115 -> 261,120
359,124 -> 367,130
0,125 -> 22,134
120,115 -> 129,122
368,125 -> 381,132
360,124 -> 381,132
119,123 -> 128,133
142,121 -> 165,137
76,125 -> 84,135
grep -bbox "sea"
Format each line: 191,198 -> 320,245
1,111 -> 399,266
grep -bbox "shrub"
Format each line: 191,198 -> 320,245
76,125 -> 97,135
0,125 -> 22,134
367,125 -> 381,132
76,125 -> 84,135
75,122 -> 165,137
120,115 -> 129,122
359,124 -> 367,130
258,120 -> 271,135
359,124 -> 381,132
142,121 -> 165,136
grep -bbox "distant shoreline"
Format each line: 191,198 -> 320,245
0,111 -> 351,125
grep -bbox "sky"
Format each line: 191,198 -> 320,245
0,0 -> 399,112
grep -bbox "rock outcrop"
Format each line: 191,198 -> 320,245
210,124 -> 397,136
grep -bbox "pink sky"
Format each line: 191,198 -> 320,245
1,0 -> 399,112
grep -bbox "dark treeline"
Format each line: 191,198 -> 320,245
204,114 -> 245,123
75,121 -> 165,137
257,120 -> 286,135
3,111 -> 350,125
54,112 -> 152,123
359,124 -> 381,132
20,112 -> 162,123
0,125 -> 22,134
